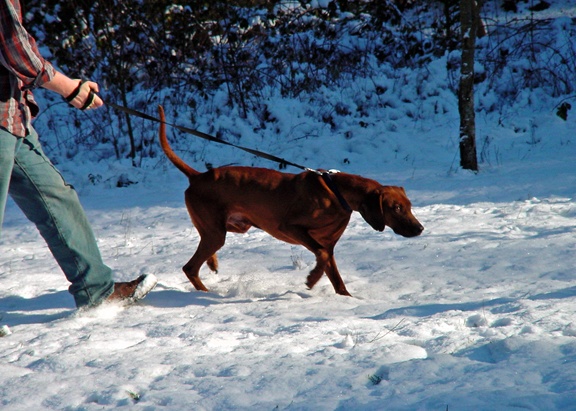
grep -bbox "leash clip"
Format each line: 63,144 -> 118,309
305,168 -> 341,175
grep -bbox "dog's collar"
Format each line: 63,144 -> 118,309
308,169 -> 352,212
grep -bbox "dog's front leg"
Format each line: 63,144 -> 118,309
306,252 -> 351,296
305,248 -> 330,291
324,255 -> 351,296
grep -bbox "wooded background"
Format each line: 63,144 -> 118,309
25,1 -> 575,167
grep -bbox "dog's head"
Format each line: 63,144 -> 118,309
358,186 -> 423,237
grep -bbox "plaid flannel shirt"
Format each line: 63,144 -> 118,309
0,0 -> 55,137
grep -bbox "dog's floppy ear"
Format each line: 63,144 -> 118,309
359,192 -> 385,231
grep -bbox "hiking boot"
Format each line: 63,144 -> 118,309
107,274 -> 158,304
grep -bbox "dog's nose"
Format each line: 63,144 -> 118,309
414,223 -> 424,235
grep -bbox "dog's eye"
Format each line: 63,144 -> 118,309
394,204 -> 402,212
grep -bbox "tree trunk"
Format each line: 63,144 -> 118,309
458,0 -> 479,171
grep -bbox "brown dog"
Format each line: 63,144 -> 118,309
158,106 -> 423,296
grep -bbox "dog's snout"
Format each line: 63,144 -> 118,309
408,223 -> 424,237
403,218 -> 424,237
410,218 -> 424,236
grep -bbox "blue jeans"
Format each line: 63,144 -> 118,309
0,127 -> 114,308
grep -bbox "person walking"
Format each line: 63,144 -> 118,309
0,0 -> 157,309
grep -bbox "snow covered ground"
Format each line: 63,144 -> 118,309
2,87 -> 575,410
2,4 -> 576,409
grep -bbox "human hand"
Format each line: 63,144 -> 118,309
65,80 -> 104,110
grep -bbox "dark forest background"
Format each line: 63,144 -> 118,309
24,0 -> 575,165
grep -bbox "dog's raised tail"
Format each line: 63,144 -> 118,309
158,105 -> 198,177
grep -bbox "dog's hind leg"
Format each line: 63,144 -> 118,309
206,254 -> 218,273
182,232 -> 226,292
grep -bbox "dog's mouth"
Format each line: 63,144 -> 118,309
392,223 -> 424,238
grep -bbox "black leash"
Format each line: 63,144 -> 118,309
106,100 -> 352,212
106,101 -> 309,171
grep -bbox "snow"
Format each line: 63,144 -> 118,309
2,7 -> 576,411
